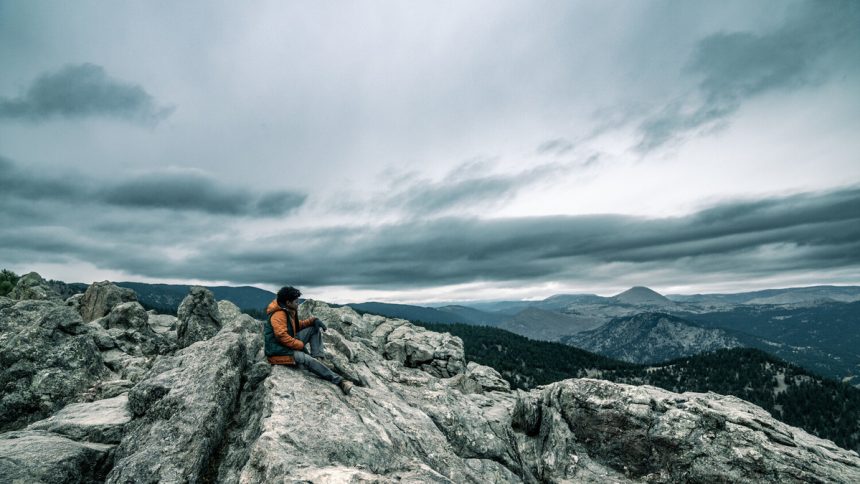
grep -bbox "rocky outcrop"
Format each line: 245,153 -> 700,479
0,430 -> 114,483
26,394 -> 132,445
511,379 -> 860,482
0,299 -> 105,430
105,301 -> 257,483
79,282 -> 137,323
9,272 -> 62,301
176,286 -> 221,348
1,294 -> 859,483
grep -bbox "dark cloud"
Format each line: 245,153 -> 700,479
0,156 -> 90,201
636,0 -> 860,151
0,63 -> 174,124
2,182 -> 858,290
75,185 -> 856,289
0,157 -> 305,217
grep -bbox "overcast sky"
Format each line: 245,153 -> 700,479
1,0 -> 859,303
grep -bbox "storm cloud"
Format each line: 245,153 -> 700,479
0,63 -> 174,124
636,0 -> 860,151
0,157 -> 305,217
5,183 -> 854,293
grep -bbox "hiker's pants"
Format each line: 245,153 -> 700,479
293,325 -> 342,384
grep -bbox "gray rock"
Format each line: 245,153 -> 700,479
461,361 -> 511,394
85,322 -> 116,350
147,313 -> 177,334
0,430 -> 114,484
96,302 -> 172,357
91,379 -> 135,400
176,286 -> 221,348
9,272 -> 62,301
512,378 -> 860,483
234,365 -> 517,484
106,322 -> 253,483
5,298 -> 860,483
79,281 -> 137,323
65,293 -> 84,311
26,394 -> 132,444
100,350 -> 152,383
383,322 -> 466,378
0,300 -> 106,431
100,302 -> 148,332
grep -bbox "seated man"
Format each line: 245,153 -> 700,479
264,286 -> 353,395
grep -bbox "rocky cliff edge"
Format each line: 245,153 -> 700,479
0,276 -> 858,483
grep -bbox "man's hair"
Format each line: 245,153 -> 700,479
277,286 -> 302,305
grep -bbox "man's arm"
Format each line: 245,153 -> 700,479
298,316 -> 316,331
271,312 -> 304,351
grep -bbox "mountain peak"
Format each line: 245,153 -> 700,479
611,286 -> 671,305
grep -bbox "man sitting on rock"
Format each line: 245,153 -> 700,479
264,286 -> 353,395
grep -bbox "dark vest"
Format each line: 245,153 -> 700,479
263,308 -> 296,357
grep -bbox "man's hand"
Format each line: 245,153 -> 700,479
314,318 -> 328,332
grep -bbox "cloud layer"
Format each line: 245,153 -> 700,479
3,166 -> 857,294
0,157 -> 305,216
635,0 -> 860,151
0,64 -> 173,124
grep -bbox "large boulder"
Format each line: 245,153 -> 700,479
383,323 -> 466,378
105,311 -> 256,483
96,302 -> 172,357
0,300 -> 106,431
79,281 -> 137,322
26,394 -> 132,445
233,365 -> 518,483
510,378 -> 860,482
84,302 -> 173,385
0,430 -> 114,483
176,286 -> 221,348
9,272 -> 62,301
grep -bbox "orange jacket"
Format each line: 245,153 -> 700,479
265,299 -> 315,365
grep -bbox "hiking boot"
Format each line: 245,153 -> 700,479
338,380 -> 354,395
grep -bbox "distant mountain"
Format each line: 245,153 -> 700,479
116,282 -> 275,314
611,286 -> 676,307
415,321 -> 860,453
531,293 -> 608,310
678,301 -> 860,380
563,312 -> 743,364
667,285 -> 860,305
434,305 -> 502,326
348,302 -> 475,324
497,307 -> 602,341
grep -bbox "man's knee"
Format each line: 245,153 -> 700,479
293,350 -> 309,365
